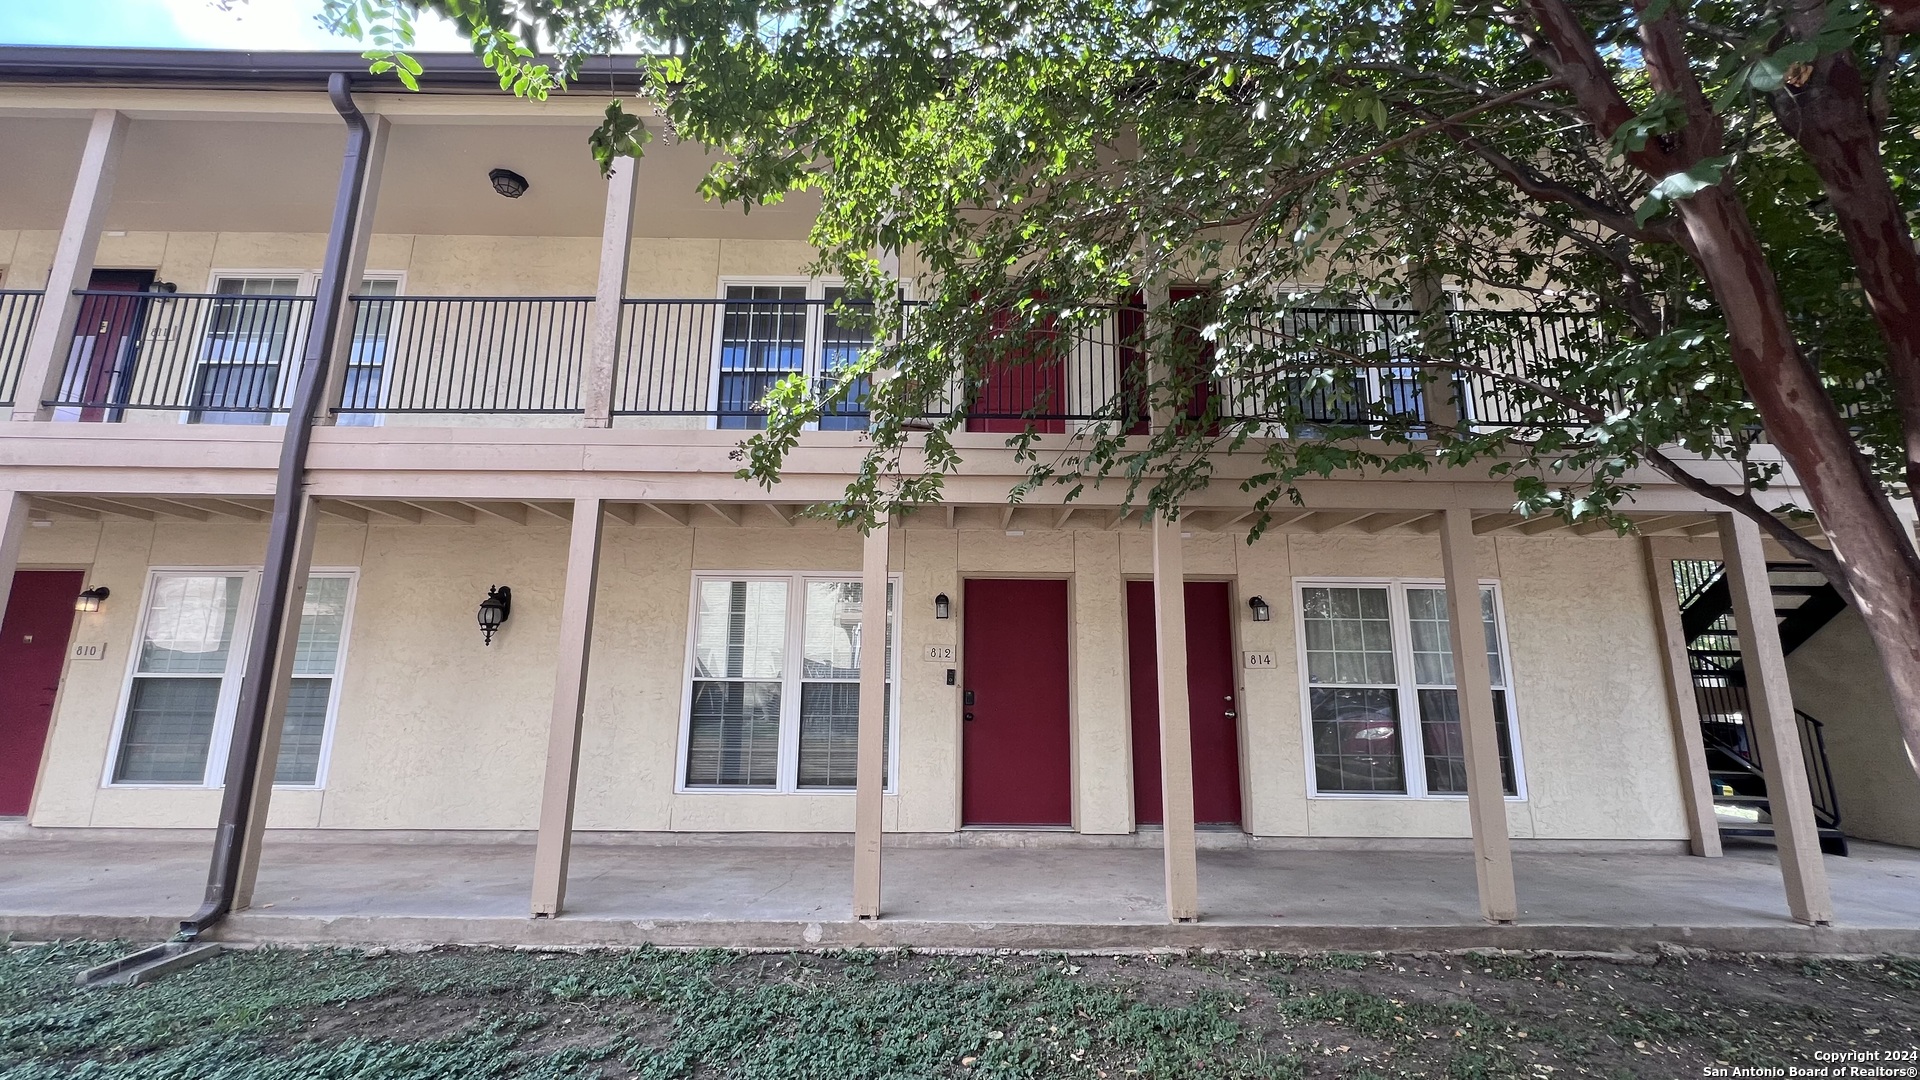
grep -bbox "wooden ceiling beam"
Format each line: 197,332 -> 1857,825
465,501 -> 529,526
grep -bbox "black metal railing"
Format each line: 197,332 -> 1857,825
40,289 -> 1602,428
336,295 -> 591,416
611,297 -> 892,427
1689,652 -> 1841,831
49,289 -> 315,420
0,289 -> 42,407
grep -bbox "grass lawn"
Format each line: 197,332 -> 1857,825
1,942 -> 1915,1078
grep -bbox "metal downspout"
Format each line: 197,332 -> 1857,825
179,73 -> 372,939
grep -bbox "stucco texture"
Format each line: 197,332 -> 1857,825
1787,609 -> 1920,848
19,521 -> 1692,843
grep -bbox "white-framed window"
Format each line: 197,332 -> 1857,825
106,568 -> 357,789
678,572 -> 899,793
1294,578 -> 1523,799
188,270 -> 403,426
714,278 -> 876,430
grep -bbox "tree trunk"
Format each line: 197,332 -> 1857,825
1769,17 -> 1920,504
1675,183 -> 1920,783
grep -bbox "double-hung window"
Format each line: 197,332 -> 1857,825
192,276 -> 304,424
681,574 -> 897,792
189,273 -> 401,425
1298,579 -> 1522,799
109,570 -> 355,788
715,281 -> 876,429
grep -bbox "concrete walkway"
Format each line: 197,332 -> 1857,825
3,830 -> 1918,953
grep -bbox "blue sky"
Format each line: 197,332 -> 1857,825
0,0 -> 467,51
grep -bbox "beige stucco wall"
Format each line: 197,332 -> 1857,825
0,229 -> 820,299
18,520 -> 1690,842
1787,609 -> 1920,848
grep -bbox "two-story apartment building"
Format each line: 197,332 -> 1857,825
1,46 -> 1913,937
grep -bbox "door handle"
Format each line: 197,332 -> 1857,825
1224,710 -> 1237,719
964,712 -> 975,722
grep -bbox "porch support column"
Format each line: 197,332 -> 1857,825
316,112 -> 391,425
13,110 -> 128,422
1643,539 -> 1723,857
1439,506 -> 1518,923
0,492 -> 28,621
531,497 -> 606,917
1152,516 -> 1200,922
1718,513 -> 1834,924
853,517 -> 890,918
581,156 -> 640,428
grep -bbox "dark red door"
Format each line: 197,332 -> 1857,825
1126,580 -> 1242,827
0,571 -> 83,816
962,578 -> 1073,825
1117,286 -> 1218,436
69,269 -> 155,422
966,307 -> 1066,434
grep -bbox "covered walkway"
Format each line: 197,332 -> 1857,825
4,830 -> 1917,954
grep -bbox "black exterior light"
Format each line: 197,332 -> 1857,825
488,168 -> 530,198
478,585 -> 512,645
74,586 -> 110,613
934,593 -> 951,619
1248,595 -> 1272,622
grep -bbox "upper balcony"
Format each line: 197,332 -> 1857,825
0,285 -> 1597,433
0,54 -> 1629,507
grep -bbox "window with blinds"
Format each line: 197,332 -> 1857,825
110,570 -> 356,787
1298,579 -> 1523,800
682,574 -> 897,793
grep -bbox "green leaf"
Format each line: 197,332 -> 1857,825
1635,155 -> 1733,224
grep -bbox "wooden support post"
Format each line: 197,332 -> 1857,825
316,113 -> 391,425
853,517 -> 890,918
13,110 -> 128,422
1643,539 -> 1723,857
530,498 -> 606,917
582,156 -> 640,429
231,501 -> 319,910
1439,507 -> 1518,923
0,492 -> 27,622
1718,513 -> 1834,925
1153,516 -> 1200,922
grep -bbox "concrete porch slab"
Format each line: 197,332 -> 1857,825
2,831 -> 1917,954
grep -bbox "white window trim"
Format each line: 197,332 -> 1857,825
675,570 -> 903,795
1292,576 -> 1527,801
101,566 -> 359,791
711,276 -> 879,433
182,269 -> 406,427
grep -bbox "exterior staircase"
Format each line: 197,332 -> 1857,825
1674,561 -> 1849,856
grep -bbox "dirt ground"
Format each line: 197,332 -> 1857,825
2,942 -> 1916,1078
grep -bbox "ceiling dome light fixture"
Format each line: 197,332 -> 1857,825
488,168 -> 530,199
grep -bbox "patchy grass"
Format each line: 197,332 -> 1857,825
0,942 -> 1915,1078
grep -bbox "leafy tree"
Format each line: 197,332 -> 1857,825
324,0 -> 1920,773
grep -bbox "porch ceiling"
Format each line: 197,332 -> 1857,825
21,494 -> 1816,541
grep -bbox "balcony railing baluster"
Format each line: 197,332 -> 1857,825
0,289 -> 45,408
35,289 -> 1601,429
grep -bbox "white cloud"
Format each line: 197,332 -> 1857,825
159,0 -> 470,52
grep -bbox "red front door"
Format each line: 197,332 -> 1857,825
966,307 -> 1066,434
1117,286 -> 1218,436
1126,580 -> 1243,827
68,269 -> 155,421
0,571 -> 83,816
962,578 -> 1073,825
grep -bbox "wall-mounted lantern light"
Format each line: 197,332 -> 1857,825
145,280 -> 178,297
488,168 -> 530,198
1248,595 -> 1271,622
74,586 -> 110,613
478,585 -> 512,645
934,593 -> 951,620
